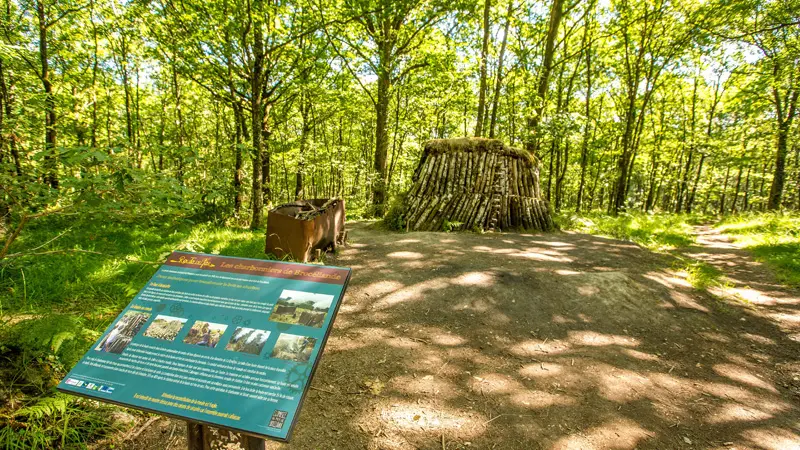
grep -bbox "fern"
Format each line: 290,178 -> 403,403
15,394 -> 72,419
49,331 -> 76,355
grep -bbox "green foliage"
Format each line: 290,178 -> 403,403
442,220 -> 464,232
382,195 -> 408,231
0,394 -> 118,449
558,212 -> 696,251
717,212 -> 800,286
2,315 -> 97,370
684,261 -> 726,291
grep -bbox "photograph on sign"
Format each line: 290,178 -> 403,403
95,311 -> 150,354
57,251 -> 351,442
225,327 -> 271,355
268,289 -> 333,328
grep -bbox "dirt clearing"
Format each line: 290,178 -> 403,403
125,224 -> 800,450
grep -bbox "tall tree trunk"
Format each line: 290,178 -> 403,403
488,0 -> 512,138
90,0 -> 98,149
0,59 -> 19,176
719,166 -> 731,215
767,65 -> 798,210
525,0 -> 563,158
233,105 -> 245,216
731,164 -> 743,214
37,0 -> 57,188
249,0 -> 265,229
676,78 -> 698,213
171,62 -> 185,183
768,119 -> 795,209
371,37 -> 392,216
474,0 -> 491,137
296,95 -> 310,200
576,2 -> 594,212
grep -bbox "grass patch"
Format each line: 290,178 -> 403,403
717,212 -> 800,287
556,212 -> 696,251
684,260 -> 726,291
0,215 -> 266,447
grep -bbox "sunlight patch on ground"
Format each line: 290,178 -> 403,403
386,251 -> 424,259
373,278 -> 450,309
375,402 -> 486,435
713,364 -> 777,392
568,331 -> 640,347
597,368 -> 652,402
621,349 -> 660,361
510,339 -> 571,357
550,418 -> 653,450
362,280 -> 405,297
389,374 -> 458,399
666,290 -> 710,312
509,390 -> 574,409
555,269 -> 582,275
741,333 -> 776,345
519,362 -> 565,378
741,427 -> 800,450
453,271 -> 495,286
708,403 -> 774,424
469,373 -> 525,394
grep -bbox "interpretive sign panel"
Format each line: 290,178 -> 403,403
57,251 -> 351,442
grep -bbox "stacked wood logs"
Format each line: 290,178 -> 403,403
403,138 -> 554,232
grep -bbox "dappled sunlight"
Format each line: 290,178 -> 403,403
713,363 -> 778,392
741,427 -> 800,450
372,401 -> 486,435
361,280 -> 405,297
667,290 -> 711,312
389,374 -> 459,399
316,224 -> 800,449
373,278 -> 450,309
510,339 -> 571,357
550,418 -> 653,450
708,403 -> 774,424
643,270 -> 692,289
596,367 -> 652,402
469,373 -> 527,394
386,251 -> 424,259
509,390 -> 575,409
452,271 -> 495,286
621,349 -> 660,361
741,333 -> 776,345
519,362 -> 565,378
555,269 -> 582,275
514,250 -> 573,262
567,330 -> 640,347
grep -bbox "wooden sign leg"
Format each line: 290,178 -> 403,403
186,422 -> 265,450
186,422 -> 204,450
242,435 -> 266,450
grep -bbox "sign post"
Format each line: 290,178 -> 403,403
57,251 -> 351,444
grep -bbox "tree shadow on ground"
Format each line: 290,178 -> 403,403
128,223 -> 800,450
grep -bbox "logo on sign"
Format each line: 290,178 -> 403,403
65,378 -> 84,387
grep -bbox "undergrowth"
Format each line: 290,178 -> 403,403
0,215 -> 265,448
717,212 -> 800,287
683,260 -> 726,291
556,212 -> 698,251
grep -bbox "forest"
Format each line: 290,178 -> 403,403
1,0 -> 799,448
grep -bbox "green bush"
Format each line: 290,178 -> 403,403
717,212 -> 800,286
381,194 -> 408,231
557,212 -> 695,251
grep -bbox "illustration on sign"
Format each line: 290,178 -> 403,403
57,251 -> 351,442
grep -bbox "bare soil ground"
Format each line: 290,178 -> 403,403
119,224 -> 800,450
